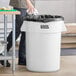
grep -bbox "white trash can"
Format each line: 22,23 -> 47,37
21,15 -> 66,72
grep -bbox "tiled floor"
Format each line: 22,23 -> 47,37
0,56 -> 76,76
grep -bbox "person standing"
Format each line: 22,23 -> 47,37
0,0 -> 35,67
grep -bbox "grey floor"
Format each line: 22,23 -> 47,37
8,48 -> 76,58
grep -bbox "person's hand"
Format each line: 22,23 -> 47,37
26,0 -> 35,14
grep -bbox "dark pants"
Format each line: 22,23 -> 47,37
7,8 -> 26,64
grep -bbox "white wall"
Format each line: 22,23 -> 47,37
0,0 -> 10,7
35,0 -> 76,23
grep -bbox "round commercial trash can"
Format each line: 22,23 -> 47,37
21,15 -> 66,72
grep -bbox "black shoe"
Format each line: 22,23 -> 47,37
18,62 -> 26,65
18,60 -> 26,65
0,60 -> 11,67
18,57 -> 26,65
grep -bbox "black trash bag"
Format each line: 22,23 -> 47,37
24,14 -> 64,23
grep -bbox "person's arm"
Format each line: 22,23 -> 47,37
26,0 -> 35,13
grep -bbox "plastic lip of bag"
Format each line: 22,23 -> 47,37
23,8 -> 39,20
26,8 -> 39,15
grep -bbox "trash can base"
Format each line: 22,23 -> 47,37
26,67 -> 60,72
